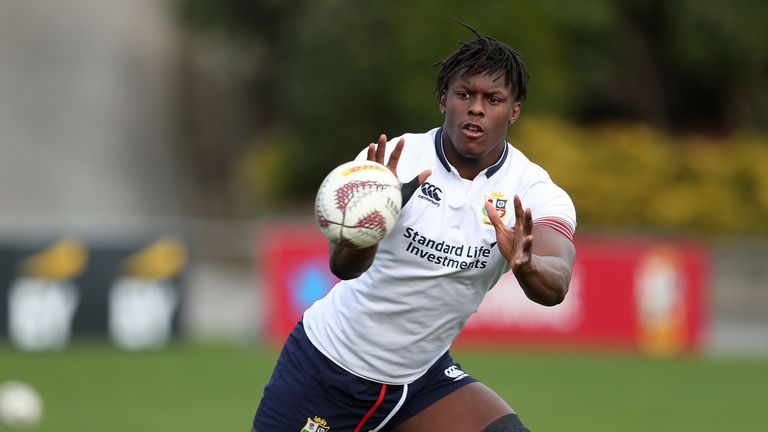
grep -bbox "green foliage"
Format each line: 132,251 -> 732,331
175,0 -> 768,233
512,117 -> 768,235
243,115 -> 768,235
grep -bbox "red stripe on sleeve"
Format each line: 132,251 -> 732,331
533,217 -> 574,242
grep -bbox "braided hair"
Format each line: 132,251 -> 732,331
434,22 -> 529,103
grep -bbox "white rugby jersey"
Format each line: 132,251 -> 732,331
303,128 -> 576,384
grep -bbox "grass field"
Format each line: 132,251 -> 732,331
1,342 -> 767,431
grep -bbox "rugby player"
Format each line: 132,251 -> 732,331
252,23 -> 576,432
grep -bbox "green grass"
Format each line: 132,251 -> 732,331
1,343 -> 767,431
455,348 -> 768,431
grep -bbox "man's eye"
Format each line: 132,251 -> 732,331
457,92 -> 469,99
489,97 -> 501,104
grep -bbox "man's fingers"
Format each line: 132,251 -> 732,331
522,234 -> 533,254
366,135 -> 431,207
387,138 -> 405,172
417,169 -> 432,185
523,208 -> 533,235
400,175 -> 420,207
513,195 -> 524,224
401,170 -> 432,207
375,134 -> 387,164
515,235 -> 534,266
484,200 -> 504,233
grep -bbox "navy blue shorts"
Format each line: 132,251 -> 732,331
253,320 -> 478,431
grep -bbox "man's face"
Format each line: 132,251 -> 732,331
439,71 -> 520,169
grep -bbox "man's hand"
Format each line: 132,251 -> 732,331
367,134 -> 431,196
330,134 -> 430,280
485,195 -> 533,273
485,195 -> 575,306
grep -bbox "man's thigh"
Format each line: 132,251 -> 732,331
253,321 -> 408,431
390,382 -> 519,432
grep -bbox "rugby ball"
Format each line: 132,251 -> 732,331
315,160 -> 401,248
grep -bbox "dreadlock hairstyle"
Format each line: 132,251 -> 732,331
434,22 -> 530,103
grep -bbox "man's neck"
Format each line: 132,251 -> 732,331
441,134 -> 504,180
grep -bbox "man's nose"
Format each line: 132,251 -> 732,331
467,97 -> 485,117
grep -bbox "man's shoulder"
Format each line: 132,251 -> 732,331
399,128 -> 438,146
396,128 -> 439,161
505,145 -> 553,183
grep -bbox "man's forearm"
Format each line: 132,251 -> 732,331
329,243 -> 378,280
513,255 -> 572,306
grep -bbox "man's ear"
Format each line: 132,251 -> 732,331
508,102 -> 521,124
439,94 -> 447,115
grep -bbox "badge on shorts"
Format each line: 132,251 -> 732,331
444,365 -> 469,381
481,192 -> 509,225
301,416 -> 330,432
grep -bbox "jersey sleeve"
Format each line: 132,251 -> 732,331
522,181 -> 577,242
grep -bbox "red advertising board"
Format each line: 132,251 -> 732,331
459,236 -> 709,355
260,224 -> 709,355
259,223 -> 338,343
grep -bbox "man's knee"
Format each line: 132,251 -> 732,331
482,414 -> 531,432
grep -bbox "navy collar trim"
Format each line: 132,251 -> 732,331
485,140 -> 508,177
434,127 -> 508,178
434,128 -> 452,173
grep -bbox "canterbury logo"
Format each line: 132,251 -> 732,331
420,182 -> 442,201
444,365 -> 468,381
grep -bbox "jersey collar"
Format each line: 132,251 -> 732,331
434,127 -> 509,178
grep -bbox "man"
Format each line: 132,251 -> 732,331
253,24 -> 576,432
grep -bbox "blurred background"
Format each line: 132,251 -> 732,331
1,0 -> 767,431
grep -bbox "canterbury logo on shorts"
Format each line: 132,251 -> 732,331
444,365 -> 468,381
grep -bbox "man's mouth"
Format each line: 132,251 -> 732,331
462,122 -> 485,138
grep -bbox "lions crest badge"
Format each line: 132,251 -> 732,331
301,416 -> 330,432
482,192 -> 509,225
